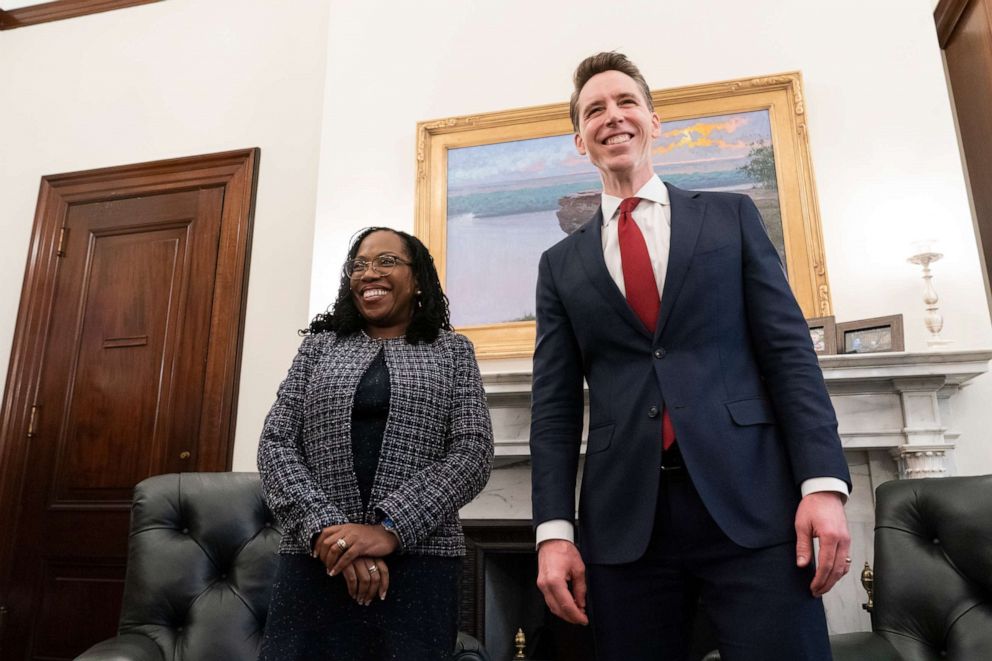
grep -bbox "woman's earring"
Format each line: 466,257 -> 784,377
416,290 -> 423,309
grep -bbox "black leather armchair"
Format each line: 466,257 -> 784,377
705,475 -> 992,661
75,472 -> 490,661
830,475 -> 992,661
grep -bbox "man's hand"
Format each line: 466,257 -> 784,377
795,491 -> 851,597
536,539 -> 589,625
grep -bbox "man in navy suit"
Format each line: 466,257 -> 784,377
530,52 -> 852,660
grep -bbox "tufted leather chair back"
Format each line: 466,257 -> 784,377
117,472 -> 282,660
872,475 -> 992,660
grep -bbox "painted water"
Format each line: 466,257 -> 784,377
444,110 -> 782,327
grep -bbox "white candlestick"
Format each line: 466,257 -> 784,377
907,245 -> 951,348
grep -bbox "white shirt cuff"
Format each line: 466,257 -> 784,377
535,519 -> 575,549
801,477 -> 849,503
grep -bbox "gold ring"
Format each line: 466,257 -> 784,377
368,564 -> 378,573
336,538 -> 348,550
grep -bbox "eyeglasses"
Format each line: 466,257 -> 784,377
343,254 -> 411,278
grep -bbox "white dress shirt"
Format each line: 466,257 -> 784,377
535,176 -> 847,547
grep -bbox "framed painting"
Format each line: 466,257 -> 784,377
415,72 -> 832,359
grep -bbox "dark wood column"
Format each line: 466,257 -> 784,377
936,0 -> 992,310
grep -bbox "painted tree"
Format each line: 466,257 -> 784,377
739,140 -> 777,189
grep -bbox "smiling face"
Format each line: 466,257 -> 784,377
574,69 -> 660,196
349,230 -> 418,338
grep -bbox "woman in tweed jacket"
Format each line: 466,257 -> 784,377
257,227 -> 494,661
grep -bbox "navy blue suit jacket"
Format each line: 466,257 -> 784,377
529,183 -> 851,565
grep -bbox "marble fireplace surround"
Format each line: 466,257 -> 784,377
459,349 -> 992,639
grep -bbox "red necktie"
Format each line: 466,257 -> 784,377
617,197 -> 676,451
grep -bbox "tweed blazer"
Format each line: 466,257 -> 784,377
258,329 -> 494,556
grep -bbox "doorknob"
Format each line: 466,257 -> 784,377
179,451 -> 191,460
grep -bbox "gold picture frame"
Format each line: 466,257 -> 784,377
415,72 -> 832,359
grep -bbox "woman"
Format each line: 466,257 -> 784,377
257,227 -> 494,660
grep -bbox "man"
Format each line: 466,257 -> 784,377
529,52 -> 852,660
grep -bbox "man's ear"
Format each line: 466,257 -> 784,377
574,132 -> 587,156
651,112 -> 661,140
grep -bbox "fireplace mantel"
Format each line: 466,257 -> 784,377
481,349 -> 992,478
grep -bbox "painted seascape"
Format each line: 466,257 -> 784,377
445,110 -> 783,327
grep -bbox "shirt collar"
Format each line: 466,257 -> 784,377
602,175 -> 669,226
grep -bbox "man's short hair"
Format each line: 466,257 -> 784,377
569,51 -> 654,132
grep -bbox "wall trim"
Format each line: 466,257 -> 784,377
935,0 -> 972,47
0,0 -> 159,30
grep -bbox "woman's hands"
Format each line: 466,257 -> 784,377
314,523 -> 399,573
340,556 -> 390,604
313,523 -> 399,603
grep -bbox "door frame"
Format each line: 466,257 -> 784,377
0,148 -> 259,618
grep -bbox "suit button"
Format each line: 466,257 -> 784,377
653,348 -> 666,359
648,406 -> 659,418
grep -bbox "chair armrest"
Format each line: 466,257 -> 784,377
830,632 -> 903,661
702,633 -> 903,661
75,634 -> 165,661
452,631 -> 491,661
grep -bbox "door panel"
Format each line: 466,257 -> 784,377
59,227 -> 186,497
29,560 -> 125,660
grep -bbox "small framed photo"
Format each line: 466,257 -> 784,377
806,316 -> 837,355
836,314 -> 904,354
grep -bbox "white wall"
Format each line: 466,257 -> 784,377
312,0 -> 992,473
0,0 -> 330,471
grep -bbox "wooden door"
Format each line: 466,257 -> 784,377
0,150 -> 258,660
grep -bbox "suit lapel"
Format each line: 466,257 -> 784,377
656,183 -> 705,339
576,208 -> 653,338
